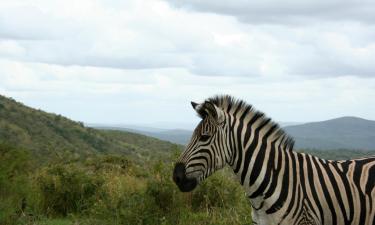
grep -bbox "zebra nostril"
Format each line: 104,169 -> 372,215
175,176 -> 181,184
173,162 -> 186,185
173,162 -> 198,192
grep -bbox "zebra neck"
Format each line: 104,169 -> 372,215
228,116 -> 294,200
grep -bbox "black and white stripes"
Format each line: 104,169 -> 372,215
173,95 -> 375,225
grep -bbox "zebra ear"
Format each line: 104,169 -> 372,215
191,101 -> 199,110
191,101 -> 225,123
203,101 -> 225,124
191,101 -> 205,118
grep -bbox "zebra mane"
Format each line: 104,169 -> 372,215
206,95 -> 295,151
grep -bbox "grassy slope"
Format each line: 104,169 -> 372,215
285,116 -> 375,150
0,95 -> 180,162
101,116 -> 375,151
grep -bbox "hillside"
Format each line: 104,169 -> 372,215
145,129 -> 192,145
102,117 -> 375,151
0,95 -> 180,161
0,95 -> 251,225
284,116 -> 375,150
94,126 -> 192,145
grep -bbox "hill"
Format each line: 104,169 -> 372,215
284,116 -> 375,150
93,126 -> 192,145
101,117 -> 375,151
0,95 -> 180,161
145,129 -> 192,145
0,95 -> 250,225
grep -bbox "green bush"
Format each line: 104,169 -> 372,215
1,146 -> 252,225
37,164 -> 103,216
191,169 -> 245,210
146,161 -> 182,211
0,143 -> 37,225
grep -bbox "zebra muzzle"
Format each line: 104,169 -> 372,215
173,162 -> 197,192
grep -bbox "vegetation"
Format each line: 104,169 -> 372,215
1,145 -> 373,225
297,148 -> 375,160
0,95 -> 179,163
0,95 -> 251,225
0,144 -> 252,225
285,117 -> 375,150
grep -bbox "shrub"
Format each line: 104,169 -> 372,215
0,143 -> 36,225
191,169 -> 245,210
146,161 -> 183,211
37,164 -> 103,216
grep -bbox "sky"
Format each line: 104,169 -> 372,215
0,0 -> 375,129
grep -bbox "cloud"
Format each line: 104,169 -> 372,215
0,0 -> 374,127
1,59 -> 375,125
0,0 -> 374,78
0,4 -> 78,40
165,0 -> 375,25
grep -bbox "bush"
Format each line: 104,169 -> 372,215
0,143 -> 37,225
1,147 -> 252,225
146,161 -> 183,211
37,164 -> 103,216
84,155 -> 150,225
191,169 -> 245,210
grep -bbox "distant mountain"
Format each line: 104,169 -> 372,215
88,123 -> 168,133
284,116 -> 375,150
0,95 -> 180,161
279,122 -> 304,127
90,124 -> 192,146
102,116 -> 375,151
139,129 -> 193,145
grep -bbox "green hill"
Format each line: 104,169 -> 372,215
111,117 -> 375,151
284,117 -> 375,150
0,95 -> 180,162
0,95 -> 251,225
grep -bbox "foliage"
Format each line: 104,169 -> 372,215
0,145 -> 253,225
0,95 -> 181,163
191,169 -> 247,210
298,148 -> 375,160
37,164 -> 103,216
0,143 -> 37,225
1,144 -> 374,225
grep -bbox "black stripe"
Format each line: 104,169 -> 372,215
249,138 -> 277,198
311,157 -> 337,224
266,149 -> 290,214
264,138 -> 285,199
352,161 -> 367,225
320,161 -> 350,225
305,155 -> 324,224
240,114 -> 268,184
249,122 -> 276,186
281,151 -> 298,220
233,107 -> 246,173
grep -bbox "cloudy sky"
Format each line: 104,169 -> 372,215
0,0 -> 374,128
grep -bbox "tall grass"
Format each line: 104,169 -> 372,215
0,146 -> 251,225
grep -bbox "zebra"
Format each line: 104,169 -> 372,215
173,95 -> 375,225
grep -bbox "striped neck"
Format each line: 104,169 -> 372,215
205,95 -> 294,197
225,109 -> 294,197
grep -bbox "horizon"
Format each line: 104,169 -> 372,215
1,0 -> 375,125
86,116 -> 374,131
2,92 -> 373,131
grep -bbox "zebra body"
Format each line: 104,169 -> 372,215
173,95 -> 375,225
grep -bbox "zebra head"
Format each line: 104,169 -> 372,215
173,100 -> 230,192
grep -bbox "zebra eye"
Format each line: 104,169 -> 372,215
199,134 -> 211,142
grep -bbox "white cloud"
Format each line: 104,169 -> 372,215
165,0 -> 375,25
1,59 -> 375,125
0,0 -> 374,126
1,0 -> 375,77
